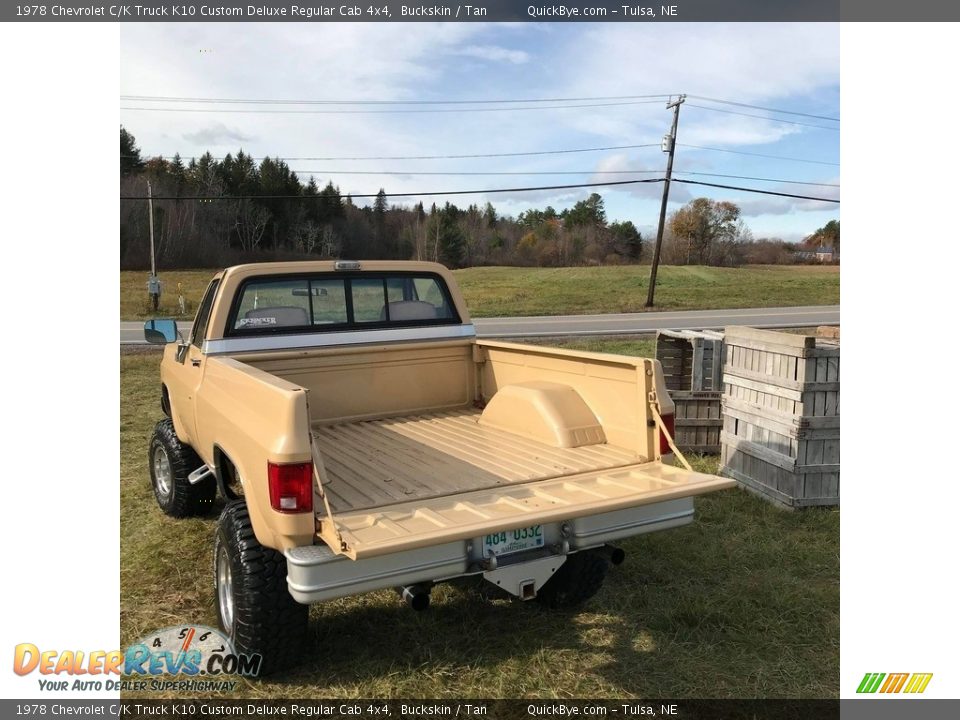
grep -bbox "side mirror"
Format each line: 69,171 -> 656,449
144,319 -> 179,344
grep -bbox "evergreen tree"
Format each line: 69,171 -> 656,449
373,188 -> 388,245
609,220 -> 643,260
564,193 -> 606,228
170,153 -> 186,192
120,126 -> 143,176
428,203 -> 465,268
484,202 -> 497,228
319,182 -> 344,223
373,189 -> 388,216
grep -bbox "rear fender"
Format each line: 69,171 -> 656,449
195,357 -> 315,550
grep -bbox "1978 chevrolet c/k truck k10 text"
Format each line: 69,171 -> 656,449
144,260 -> 734,672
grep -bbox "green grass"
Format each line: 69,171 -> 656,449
120,342 -> 838,699
120,265 -> 840,320
120,270 -> 212,320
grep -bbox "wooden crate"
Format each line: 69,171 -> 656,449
721,442 -> 839,509
720,327 -> 840,509
723,327 -> 839,419
672,390 -> 722,454
656,329 -> 725,392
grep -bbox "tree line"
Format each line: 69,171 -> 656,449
120,127 -> 837,270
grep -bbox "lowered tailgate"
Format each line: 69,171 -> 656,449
323,462 -> 733,559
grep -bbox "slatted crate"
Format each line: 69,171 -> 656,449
672,390 -> 723,454
656,330 -> 725,454
656,329 -> 725,392
720,326 -> 840,509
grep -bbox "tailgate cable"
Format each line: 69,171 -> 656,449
649,400 -> 694,472
311,438 -> 347,552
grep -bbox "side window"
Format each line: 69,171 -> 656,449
191,279 -> 220,347
413,277 -> 454,319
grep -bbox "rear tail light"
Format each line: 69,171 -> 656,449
659,413 -> 675,456
268,462 -> 314,513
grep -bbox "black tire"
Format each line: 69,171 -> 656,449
535,551 -> 609,609
214,502 -> 309,676
149,419 -> 216,518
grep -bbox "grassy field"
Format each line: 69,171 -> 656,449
120,265 -> 840,320
120,341 -> 839,699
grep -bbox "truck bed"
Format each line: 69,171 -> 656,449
312,408 -> 640,513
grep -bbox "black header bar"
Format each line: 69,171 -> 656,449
5,1 -> 960,23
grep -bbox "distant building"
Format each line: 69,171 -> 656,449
794,246 -> 836,263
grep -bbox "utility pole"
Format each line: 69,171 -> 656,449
146,179 -> 161,311
645,94 -> 685,308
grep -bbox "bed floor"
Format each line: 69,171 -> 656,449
311,408 -> 640,512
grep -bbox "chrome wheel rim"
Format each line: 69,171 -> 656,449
217,544 -> 235,633
153,446 -> 172,499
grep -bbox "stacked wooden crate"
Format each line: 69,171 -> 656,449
720,326 -> 840,508
656,329 -> 725,453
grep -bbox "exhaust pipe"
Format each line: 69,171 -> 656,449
399,585 -> 431,611
596,545 -> 626,566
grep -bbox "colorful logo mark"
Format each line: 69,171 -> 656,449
13,625 -> 262,679
857,672 -> 933,694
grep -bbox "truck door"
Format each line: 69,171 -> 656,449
165,279 -> 219,446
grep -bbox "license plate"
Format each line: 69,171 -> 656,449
483,525 -> 544,557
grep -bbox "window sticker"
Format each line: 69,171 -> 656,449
237,317 -> 278,327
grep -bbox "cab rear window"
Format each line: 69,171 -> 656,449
227,273 -> 458,335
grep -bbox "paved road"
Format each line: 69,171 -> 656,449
120,305 -> 839,344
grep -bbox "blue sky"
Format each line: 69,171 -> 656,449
120,22 -> 839,242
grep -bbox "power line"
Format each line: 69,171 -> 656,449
289,169 -> 665,176
120,100 -> 666,115
678,144 -> 840,166
672,179 -> 839,203
685,103 -> 840,131
120,178 -> 666,201
120,176 -> 840,203
121,93 -> 840,124
128,152 -> 841,186
686,95 -> 840,122
120,93 -> 673,105
286,168 -> 840,188
122,143 -> 661,162
672,171 -> 838,187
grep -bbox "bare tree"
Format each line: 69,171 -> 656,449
319,225 -> 342,258
234,200 -> 271,252
293,220 -> 321,254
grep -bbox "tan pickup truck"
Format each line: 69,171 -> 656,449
143,260 -> 733,672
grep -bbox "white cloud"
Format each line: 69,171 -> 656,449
550,23 -> 839,147
590,152 -> 692,203
182,122 -> 252,146
735,180 -> 840,216
456,45 -> 529,64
